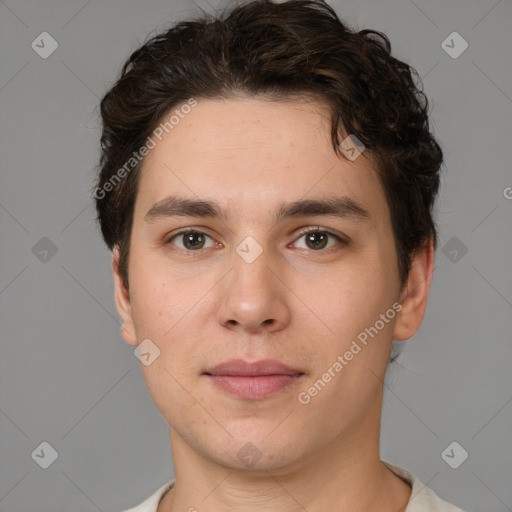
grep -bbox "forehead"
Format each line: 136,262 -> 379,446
134,96 -> 388,225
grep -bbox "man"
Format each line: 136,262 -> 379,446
94,1 -> 467,510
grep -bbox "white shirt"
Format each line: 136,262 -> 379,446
120,460 -> 467,512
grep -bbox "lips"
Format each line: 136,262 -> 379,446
203,359 -> 305,399
204,359 -> 303,377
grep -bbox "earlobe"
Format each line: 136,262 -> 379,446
112,247 -> 138,346
393,239 -> 435,341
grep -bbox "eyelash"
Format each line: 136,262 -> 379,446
164,227 -> 348,253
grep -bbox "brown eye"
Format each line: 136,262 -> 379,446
293,228 -> 347,251
304,231 -> 329,250
167,230 -> 214,251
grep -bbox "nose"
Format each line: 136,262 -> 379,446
216,244 -> 291,335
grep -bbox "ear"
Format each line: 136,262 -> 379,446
112,246 -> 138,346
393,239 -> 435,341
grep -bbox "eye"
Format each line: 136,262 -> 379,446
165,228 -> 217,251
165,227 -> 348,252
291,227 -> 348,251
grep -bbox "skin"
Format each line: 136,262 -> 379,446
112,95 -> 434,512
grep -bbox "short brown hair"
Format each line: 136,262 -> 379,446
94,0 -> 443,292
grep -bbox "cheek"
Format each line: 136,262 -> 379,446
128,270 -> 207,420
292,255 -> 394,340
128,262 -> 215,380
129,258 -> 198,337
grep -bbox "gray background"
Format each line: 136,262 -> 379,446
1,0 -> 511,511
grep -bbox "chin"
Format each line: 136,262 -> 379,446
205,429 -> 308,474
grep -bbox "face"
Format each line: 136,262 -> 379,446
113,96 -> 432,473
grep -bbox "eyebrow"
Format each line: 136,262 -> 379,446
144,195 -> 371,224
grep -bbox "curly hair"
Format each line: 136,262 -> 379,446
94,0 -> 443,295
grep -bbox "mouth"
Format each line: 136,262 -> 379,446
203,359 -> 305,400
